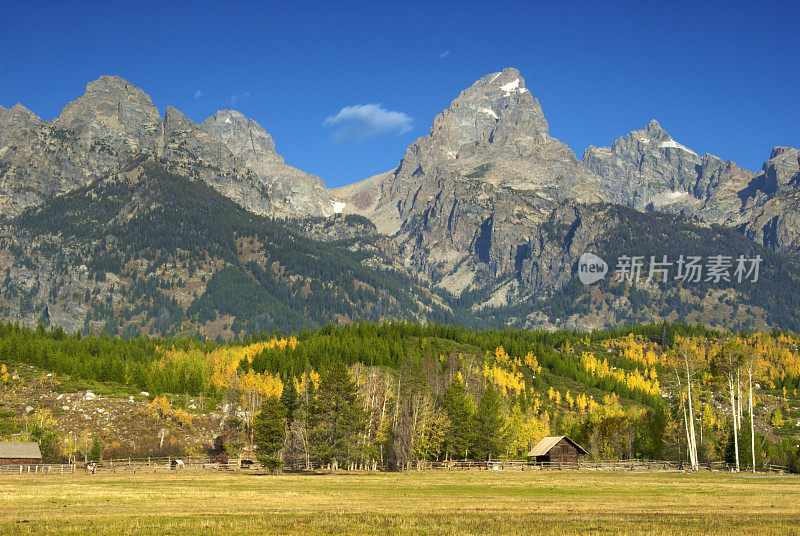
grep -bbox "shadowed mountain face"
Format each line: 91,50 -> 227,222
2,70 -> 800,334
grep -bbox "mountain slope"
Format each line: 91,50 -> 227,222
3,70 -> 800,334
331,68 -> 800,332
0,159 -> 439,338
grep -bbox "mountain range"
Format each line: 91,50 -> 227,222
1,68 -> 799,337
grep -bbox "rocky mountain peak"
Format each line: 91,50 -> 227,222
164,105 -> 195,132
770,146 -> 794,160
201,110 -> 283,167
56,75 -> 164,154
421,67 -> 549,159
762,146 -> 799,189
583,120 -> 759,226
613,120 -> 691,152
198,109 -> 333,218
3,103 -> 41,121
0,75 -> 339,220
0,104 -> 43,146
59,76 -> 160,124
643,118 -> 667,135
383,66 -> 581,202
583,120 -> 705,210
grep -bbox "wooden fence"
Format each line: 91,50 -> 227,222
423,459 -> 792,473
0,457 -> 792,476
0,463 -> 75,475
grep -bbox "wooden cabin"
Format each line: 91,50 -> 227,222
0,442 -> 42,465
527,436 -> 587,465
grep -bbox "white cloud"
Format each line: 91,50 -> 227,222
193,89 -> 203,99
230,92 -> 251,105
323,104 -> 412,143
439,50 -> 451,58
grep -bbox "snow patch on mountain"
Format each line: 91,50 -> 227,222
660,139 -> 697,155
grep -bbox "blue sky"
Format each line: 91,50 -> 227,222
1,1 -> 798,188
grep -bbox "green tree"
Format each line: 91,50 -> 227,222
253,396 -> 287,474
472,384 -> 506,460
29,425 -> 62,463
442,376 -> 475,460
307,361 -> 367,472
281,379 -> 299,426
661,322 -> 675,349
89,436 -> 103,462
634,406 -> 666,459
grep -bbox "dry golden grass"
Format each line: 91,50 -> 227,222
1,470 -> 798,535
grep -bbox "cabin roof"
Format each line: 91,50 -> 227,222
527,435 -> 588,457
0,442 -> 42,459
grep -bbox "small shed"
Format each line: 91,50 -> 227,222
528,436 -> 587,464
0,442 -> 42,465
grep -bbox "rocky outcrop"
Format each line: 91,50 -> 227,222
0,76 -> 167,217
201,110 -> 334,217
384,67 -> 604,206
738,147 -> 800,252
0,76 -> 334,219
332,67 -> 800,326
57,75 -> 165,155
334,68 -> 607,297
581,119 -> 755,224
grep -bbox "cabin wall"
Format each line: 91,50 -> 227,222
0,457 -> 42,465
550,439 -> 582,464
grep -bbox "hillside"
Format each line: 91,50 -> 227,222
432,203 -> 800,332
1,322 -> 798,470
0,159 -> 441,338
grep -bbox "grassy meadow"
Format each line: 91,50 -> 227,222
1,470 -> 799,535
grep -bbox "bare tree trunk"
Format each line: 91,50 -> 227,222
685,359 -> 698,470
749,367 -> 756,473
675,369 -> 694,469
736,371 -> 743,431
729,375 -> 740,472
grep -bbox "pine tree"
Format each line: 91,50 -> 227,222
661,322 -> 675,349
307,360 -> 367,472
281,378 -> 299,426
442,376 -> 475,460
472,384 -> 506,460
89,436 -> 103,462
253,396 -> 287,474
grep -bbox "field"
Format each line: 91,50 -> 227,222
1,471 -> 799,535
